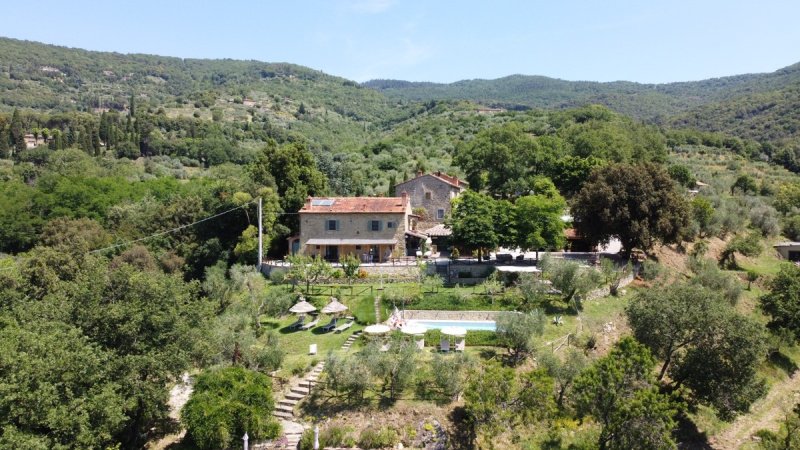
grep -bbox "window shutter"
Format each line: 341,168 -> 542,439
335,220 -> 340,231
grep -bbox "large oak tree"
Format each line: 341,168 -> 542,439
571,163 -> 690,254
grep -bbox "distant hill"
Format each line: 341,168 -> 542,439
2,36 -> 800,161
364,63 -> 800,120
0,36 -> 406,125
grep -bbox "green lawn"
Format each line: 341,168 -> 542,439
264,314 -> 365,378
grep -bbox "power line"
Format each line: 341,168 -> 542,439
89,198 -> 300,254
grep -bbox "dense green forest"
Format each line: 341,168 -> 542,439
3,37 -> 800,450
364,62 -> 800,120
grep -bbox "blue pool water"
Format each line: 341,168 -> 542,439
406,319 -> 496,332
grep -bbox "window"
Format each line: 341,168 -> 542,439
425,192 -> 432,200
355,245 -> 361,250
387,221 -> 395,229
327,219 -> 338,231
370,220 -> 381,231
437,209 -> 445,219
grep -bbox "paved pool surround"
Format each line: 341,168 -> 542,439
401,310 -> 502,321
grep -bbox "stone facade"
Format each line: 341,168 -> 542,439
297,197 -> 413,263
395,172 -> 466,222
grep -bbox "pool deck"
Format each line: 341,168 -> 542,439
401,310 -> 503,321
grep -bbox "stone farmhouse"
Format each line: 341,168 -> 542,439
290,195 -> 418,263
395,171 -> 467,225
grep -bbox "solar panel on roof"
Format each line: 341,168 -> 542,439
311,199 -> 335,206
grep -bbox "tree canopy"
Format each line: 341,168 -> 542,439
571,163 -> 690,253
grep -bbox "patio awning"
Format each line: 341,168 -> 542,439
405,229 -> 428,239
305,238 -> 397,246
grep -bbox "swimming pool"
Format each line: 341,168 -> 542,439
406,319 -> 497,332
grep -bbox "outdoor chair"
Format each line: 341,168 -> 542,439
440,337 -> 450,352
455,339 -> 465,352
321,317 -> 339,333
334,319 -> 354,333
301,316 -> 319,330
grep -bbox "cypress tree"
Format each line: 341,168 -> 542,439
0,126 -> 10,158
10,109 -> 26,155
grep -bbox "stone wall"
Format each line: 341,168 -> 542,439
403,310 -> 503,321
299,211 -> 408,260
396,174 -> 461,222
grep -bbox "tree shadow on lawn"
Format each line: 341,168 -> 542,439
768,350 -> 799,375
448,406 -> 475,450
299,391 -> 372,420
673,412 -> 714,449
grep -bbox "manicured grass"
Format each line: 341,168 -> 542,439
263,314 -> 365,378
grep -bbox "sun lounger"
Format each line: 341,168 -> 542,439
455,339 -> 465,352
334,319 -> 354,333
289,316 -> 306,330
301,317 -> 319,330
440,338 -> 450,352
321,318 -> 338,333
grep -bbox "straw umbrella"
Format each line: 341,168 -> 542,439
321,297 -> 348,315
289,298 -> 317,327
289,298 -> 317,314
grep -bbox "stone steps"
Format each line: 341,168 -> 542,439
289,386 -> 310,396
284,392 -> 305,401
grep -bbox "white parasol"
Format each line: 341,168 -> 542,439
400,323 -> 428,335
364,324 -> 391,335
441,326 -> 467,337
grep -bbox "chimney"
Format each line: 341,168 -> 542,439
401,191 -> 408,205
416,170 -> 423,177
305,196 -> 312,209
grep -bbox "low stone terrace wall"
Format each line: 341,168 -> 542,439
402,310 -> 502,321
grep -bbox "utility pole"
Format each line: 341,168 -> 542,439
257,197 -> 263,271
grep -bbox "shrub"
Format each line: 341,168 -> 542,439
639,260 -> 662,281
182,367 -> 280,450
357,268 -> 368,279
784,215 -> 800,241
749,204 -> 781,237
358,426 -> 400,449
299,425 -> 355,450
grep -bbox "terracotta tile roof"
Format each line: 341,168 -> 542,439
564,228 -> 582,240
300,197 -> 408,214
396,171 -> 468,189
421,223 -> 452,237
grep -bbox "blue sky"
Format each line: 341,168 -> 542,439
1,0 -> 799,84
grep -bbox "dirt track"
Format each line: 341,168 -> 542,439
710,372 -> 800,449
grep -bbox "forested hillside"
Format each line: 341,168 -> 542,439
4,35 -> 800,450
364,62 -> 800,120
